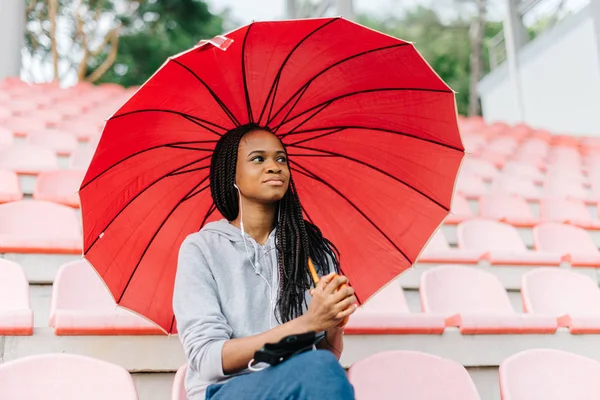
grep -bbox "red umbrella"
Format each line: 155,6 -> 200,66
80,17 -> 464,334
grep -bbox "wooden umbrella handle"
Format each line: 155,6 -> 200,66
308,258 -> 349,327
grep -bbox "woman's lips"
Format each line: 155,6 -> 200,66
264,179 -> 284,186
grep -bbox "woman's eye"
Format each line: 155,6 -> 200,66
251,156 -> 264,162
277,157 -> 287,163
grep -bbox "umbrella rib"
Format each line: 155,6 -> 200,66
290,159 -> 413,265
266,43 -> 410,126
276,100 -> 332,135
84,156 -> 211,254
284,125 -> 462,152
242,23 -> 254,123
170,59 -> 241,127
286,128 -> 346,146
80,141 -> 216,191
116,175 -> 211,303
112,108 -> 227,135
290,143 -> 450,211
165,145 -> 214,151
275,87 -> 453,130
257,18 -> 340,125
272,85 -> 312,134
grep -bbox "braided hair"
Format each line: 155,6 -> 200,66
210,124 -> 340,323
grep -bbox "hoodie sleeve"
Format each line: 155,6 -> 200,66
173,235 -> 233,382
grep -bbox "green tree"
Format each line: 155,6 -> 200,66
94,0 -> 225,86
359,6 -> 502,115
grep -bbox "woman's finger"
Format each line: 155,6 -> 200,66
331,285 -> 354,303
334,295 -> 357,313
335,303 -> 358,320
317,273 -> 336,292
324,275 -> 348,294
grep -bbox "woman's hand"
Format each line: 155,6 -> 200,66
302,273 -> 357,332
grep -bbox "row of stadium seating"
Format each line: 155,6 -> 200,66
1,348 -> 599,399
5,256 -> 600,336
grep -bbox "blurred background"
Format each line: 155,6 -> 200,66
0,0 -> 598,134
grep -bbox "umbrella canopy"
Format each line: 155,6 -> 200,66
80,17 -> 464,334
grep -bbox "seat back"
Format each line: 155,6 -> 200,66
348,351 -> 480,400
540,197 -> 593,223
171,365 -> 188,400
0,259 -> 30,310
534,223 -> 598,255
522,269 -> 600,314
421,265 -> 513,315
500,349 -> 600,399
479,194 -> 533,221
458,219 -> 526,252
0,354 -> 138,399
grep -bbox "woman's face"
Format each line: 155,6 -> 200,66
235,129 -> 290,204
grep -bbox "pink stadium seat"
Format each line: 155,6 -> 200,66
499,349 -> 600,400
344,280 -> 445,334
418,229 -> 488,264
519,138 -> 549,158
444,193 -> 473,224
0,259 -> 33,335
172,365 -> 188,400
0,170 -> 23,203
421,266 -> 557,334
491,175 -> 541,202
540,197 -> 600,229
0,353 -> 138,399
458,219 -> 563,266
348,351 -> 480,400
0,200 -> 82,254
69,146 -> 96,170
534,223 -> 600,267
3,116 -> 48,136
56,119 -> 104,142
488,137 -> 518,156
49,259 -> 163,335
479,194 -> 538,227
0,145 -> 59,174
0,127 -> 13,146
522,269 -> 600,333
502,161 -> 544,184
34,109 -> 65,126
455,173 -> 487,199
27,129 -> 78,156
33,170 -> 84,208
461,158 -> 499,182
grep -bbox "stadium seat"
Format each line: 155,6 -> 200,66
544,178 -> 592,204
417,229 -> 488,264
518,138 -> 549,158
455,173 -> 487,200
3,115 -> 48,136
421,265 -> 557,334
0,145 -> 59,175
0,126 -> 13,146
56,119 -> 104,142
0,259 -> 33,335
172,365 -> 188,400
33,170 -> 84,208
522,268 -> 600,333
501,161 -> 544,184
499,349 -> 600,399
458,219 -> 563,266
461,157 -> 499,182
0,200 -> 82,254
479,194 -> 538,227
444,193 -> 473,224
348,351 -> 480,400
533,223 -> 600,267
491,175 -> 541,202
27,129 -> 78,156
49,259 -> 163,335
539,197 -> 600,229
69,146 -> 96,170
488,136 -> 518,156
0,169 -> 23,203
0,353 -> 138,399
344,280 -> 445,334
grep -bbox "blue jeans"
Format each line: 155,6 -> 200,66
205,350 -> 355,400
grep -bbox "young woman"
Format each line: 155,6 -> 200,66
173,124 -> 358,400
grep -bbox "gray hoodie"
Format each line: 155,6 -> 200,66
172,219 -> 311,400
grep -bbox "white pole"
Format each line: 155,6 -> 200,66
592,0 -> 600,67
503,0 -> 526,123
336,0 -> 355,20
0,0 -> 25,80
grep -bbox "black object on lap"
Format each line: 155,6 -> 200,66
253,331 -> 326,366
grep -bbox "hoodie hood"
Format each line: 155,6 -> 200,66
202,218 -> 277,246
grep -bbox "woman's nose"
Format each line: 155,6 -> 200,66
266,160 -> 281,173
